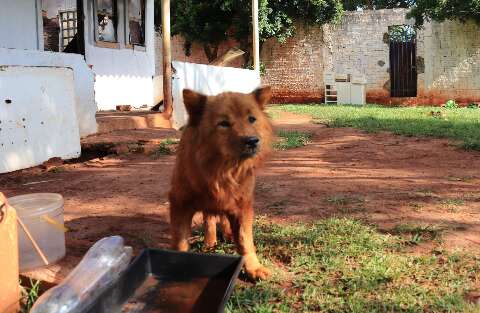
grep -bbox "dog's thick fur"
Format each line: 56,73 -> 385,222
169,87 -> 273,280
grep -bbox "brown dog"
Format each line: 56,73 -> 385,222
169,87 -> 273,280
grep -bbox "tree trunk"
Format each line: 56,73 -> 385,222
209,47 -> 245,66
203,44 -> 219,63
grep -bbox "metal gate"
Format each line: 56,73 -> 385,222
389,25 -> 417,97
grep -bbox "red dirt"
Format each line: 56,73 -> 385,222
2,112 -> 480,281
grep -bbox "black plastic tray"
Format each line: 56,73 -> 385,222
84,249 -> 244,313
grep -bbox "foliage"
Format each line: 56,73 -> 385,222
153,138 -> 179,157
443,99 -> 459,109
271,104 -> 480,150
274,130 -> 312,150
192,218 -> 480,312
156,0 -> 344,63
20,279 -> 41,313
408,0 -> 480,27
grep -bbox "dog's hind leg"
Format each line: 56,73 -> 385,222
220,215 -> 233,242
170,207 -> 194,252
204,213 -> 218,249
228,208 -> 270,280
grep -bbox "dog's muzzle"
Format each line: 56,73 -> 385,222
240,136 -> 260,158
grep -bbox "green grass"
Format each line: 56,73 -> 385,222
153,138 -> 179,157
193,218 -> 480,312
274,130 -> 312,150
20,279 -> 41,313
392,223 -> 445,245
440,198 -> 466,213
271,104 -> 480,150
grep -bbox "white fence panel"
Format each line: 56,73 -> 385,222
171,61 -> 261,129
0,66 -> 81,173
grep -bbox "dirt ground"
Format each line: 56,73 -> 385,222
2,111 -> 480,280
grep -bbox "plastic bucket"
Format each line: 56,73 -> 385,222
9,193 -> 66,271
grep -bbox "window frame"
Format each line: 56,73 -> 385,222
93,0 -> 121,48
125,0 -> 146,49
91,0 -> 147,50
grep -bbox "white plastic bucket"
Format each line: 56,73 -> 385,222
8,193 -> 66,271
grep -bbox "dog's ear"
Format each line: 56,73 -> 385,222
183,89 -> 207,126
252,86 -> 272,110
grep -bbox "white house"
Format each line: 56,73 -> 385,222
0,0 -> 157,138
0,0 -> 157,173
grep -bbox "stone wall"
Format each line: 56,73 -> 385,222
420,20 -> 480,105
159,9 -> 480,105
323,9 -> 414,104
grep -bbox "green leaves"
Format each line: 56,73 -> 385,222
156,0 -> 345,64
408,0 -> 480,27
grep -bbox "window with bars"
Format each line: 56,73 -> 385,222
59,10 -> 78,50
128,0 -> 145,46
95,0 -> 118,43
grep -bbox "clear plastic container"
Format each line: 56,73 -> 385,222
8,193 -> 66,271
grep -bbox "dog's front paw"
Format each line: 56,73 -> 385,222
246,265 -> 271,281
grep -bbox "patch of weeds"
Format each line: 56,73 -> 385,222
200,218 -> 480,312
467,102 -> 479,109
20,279 -> 41,313
443,99 -> 459,109
338,206 -> 365,214
266,108 -> 282,121
392,223 -> 445,245
153,138 -> 179,157
190,228 -> 236,254
266,200 -> 288,215
409,202 -> 424,212
441,198 -> 466,213
327,195 -> 365,210
415,188 -> 436,197
274,131 -> 312,151
445,175 -> 475,182
462,140 -> 480,151
136,232 -> 154,247
49,166 -> 65,173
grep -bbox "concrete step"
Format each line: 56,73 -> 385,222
96,111 -> 171,134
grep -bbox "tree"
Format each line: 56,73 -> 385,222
408,0 -> 480,27
156,0 -> 344,64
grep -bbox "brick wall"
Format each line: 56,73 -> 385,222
159,9 -> 480,105
261,24 -> 324,103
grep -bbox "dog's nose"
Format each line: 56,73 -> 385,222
242,136 -> 260,148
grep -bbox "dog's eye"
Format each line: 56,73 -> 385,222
218,120 -> 231,128
248,116 -> 256,124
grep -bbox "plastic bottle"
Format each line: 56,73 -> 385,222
30,236 -> 132,313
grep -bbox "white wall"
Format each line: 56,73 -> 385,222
172,61 -> 261,129
0,0 -> 43,50
43,0 -> 77,18
82,0 -> 157,110
0,48 -> 98,137
0,66 -> 81,173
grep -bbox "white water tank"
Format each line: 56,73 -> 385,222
350,74 -> 367,105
